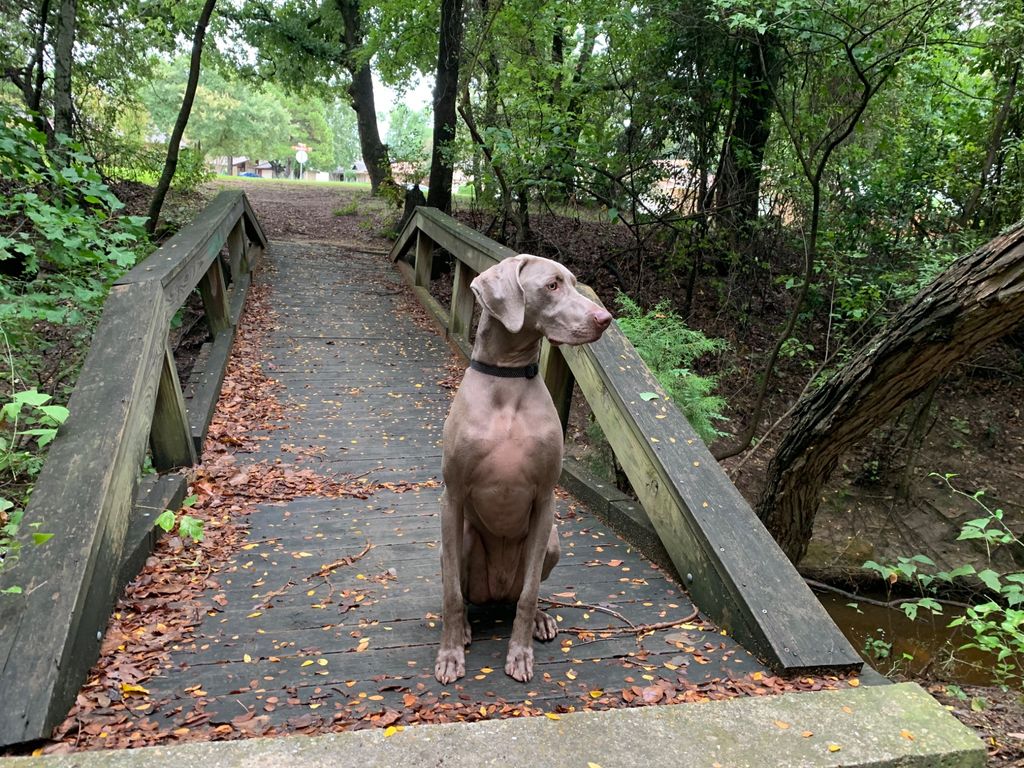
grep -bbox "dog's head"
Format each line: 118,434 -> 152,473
471,255 -> 612,345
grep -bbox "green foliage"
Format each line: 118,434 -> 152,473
105,143 -> 212,194
0,387 -> 65,589
862,473 -> 1024,685
614,293 -> 729,443
140,59 -> 357,175
334,200 -> 361,217
154,494 -> 204,544
386,104 -> 431,178
0,109 -> 149,337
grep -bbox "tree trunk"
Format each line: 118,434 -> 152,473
336,0 -> 394,194
145,0 -> 218,237
347,64 -> 392,193
959,62 -> 1020,231
30,0 -> 51,117
757,226 -> 1024,562
714,35 -> 779,231
427,0 -> 464,214
549,25 -> 596,200
52,0 -> 76,141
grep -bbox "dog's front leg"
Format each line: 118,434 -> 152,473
435,488 -> 469,683
505,492 -> 555,682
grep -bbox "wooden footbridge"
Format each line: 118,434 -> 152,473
3,190 -> 977,762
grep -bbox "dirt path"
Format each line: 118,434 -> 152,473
208,178 -> 397,250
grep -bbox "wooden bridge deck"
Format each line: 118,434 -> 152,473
72,240 -> 770,740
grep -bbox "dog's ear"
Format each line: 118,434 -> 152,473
471,255 -> 527,333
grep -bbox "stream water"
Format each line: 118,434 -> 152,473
820,592 -> 997,685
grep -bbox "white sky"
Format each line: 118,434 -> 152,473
374,72 -> 434,134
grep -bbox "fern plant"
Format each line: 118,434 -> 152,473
615,293 -> 729,444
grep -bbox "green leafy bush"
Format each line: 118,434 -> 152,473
154,494 -> 204,544
863,474 -> 1023,685
614,293 -> 729,443
0,388 -> 64,588
0,110 -> 150,334
103,142 -> 211,194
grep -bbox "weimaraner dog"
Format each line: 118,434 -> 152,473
434,254 -> 613,684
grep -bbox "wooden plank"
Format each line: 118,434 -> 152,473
0,281 -> 168,746
116,191 -> 244,323
198,257 -> 231,337
448,257 -> 475,342
414,230 -> 433,288
150,341 -> 197,471
241,192 -> 268,250
117,473 -> 188,594
227,218 -> 248,280
540,340 -> 572,432
184,268 -> 251,452
387,206 -> 421,264
415,208 -> 515,273
185,329 -> 235,453
559,286 -> 861,674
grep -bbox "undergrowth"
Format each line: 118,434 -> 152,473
614,293 -> 729,444
0,108 -> 151,585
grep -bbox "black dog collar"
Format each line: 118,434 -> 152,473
469,359 -> 539,379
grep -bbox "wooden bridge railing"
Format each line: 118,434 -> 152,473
391,206 -> 862,678
0,190 -> 267,747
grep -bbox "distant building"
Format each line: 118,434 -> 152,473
209,156 -> 249,175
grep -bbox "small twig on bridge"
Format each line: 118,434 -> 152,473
241,536 -> 281,546
558,607 -> 702,644
542,597 -> 638,631
307,541 -> 372,581
345,466 -> 385,483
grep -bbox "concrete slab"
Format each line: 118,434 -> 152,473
4,682 -> 983,768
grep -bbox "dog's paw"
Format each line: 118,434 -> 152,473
533,609 -> 557,642
504,642 -> 534,682
434,647 -> 466,684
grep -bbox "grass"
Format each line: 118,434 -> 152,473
212,175 -> 372,191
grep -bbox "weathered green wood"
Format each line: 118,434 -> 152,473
448,257 -> 475,341
198,257 -> 231,337
559,285 -> 861,674
0,281 -> 168,746
387,206 -> 421,264
241,193 -> 268,252
227,218 -> 248,280
116,191 -> 245,324
414,230 -> 433,288
415,207 -> 513,272
184,325 -> 236,453
0,189 -> 266,748
117,473 -> 188,594
183,268 -> 249,452
150,340 -> 198,471
540,339 -> 573,432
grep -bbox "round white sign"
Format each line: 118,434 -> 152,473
295,149 -> 309,164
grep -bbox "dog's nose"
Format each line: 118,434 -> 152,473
592,308 -> 613,331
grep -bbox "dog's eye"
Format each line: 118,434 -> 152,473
547,280 -> 558,291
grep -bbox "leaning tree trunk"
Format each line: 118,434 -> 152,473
757,225 -> 1024,563
336,0 -> 394,194
348,64 -> 393,193
146,0 -> 218,237
426,0 -> 464,214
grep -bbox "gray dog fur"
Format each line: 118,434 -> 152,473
434,254 -> 613,684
